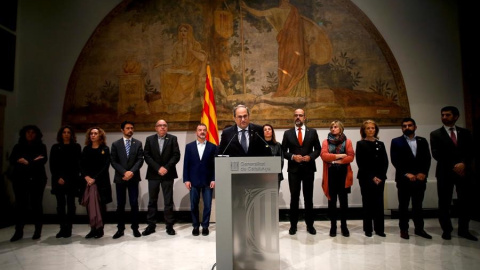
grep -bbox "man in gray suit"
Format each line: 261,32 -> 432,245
110,121 -> 144,239
142,119 -> 181,236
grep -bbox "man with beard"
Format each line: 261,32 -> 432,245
281,108 -> 321,235
183,124 -> 216,236
391,118 -> 432,240
430,106 -> 477,241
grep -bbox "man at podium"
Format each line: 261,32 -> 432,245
218,104 -> 272,157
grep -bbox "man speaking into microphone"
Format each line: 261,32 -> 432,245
218,104 -> 272,157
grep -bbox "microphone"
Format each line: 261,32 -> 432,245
255,132 -> 270,149
218,130 -> 239,157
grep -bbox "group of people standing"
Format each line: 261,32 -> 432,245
7,105 -> 477,243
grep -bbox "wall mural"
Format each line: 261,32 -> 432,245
63,0 -> 410,131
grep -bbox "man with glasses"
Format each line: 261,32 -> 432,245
217,104 -> 272,157
142,119 -> 181,236
282,108 -> 321,235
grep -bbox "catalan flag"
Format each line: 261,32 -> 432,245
201,65 -> 219,145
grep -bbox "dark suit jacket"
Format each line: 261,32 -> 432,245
144,133 -> 180,180
281,126 -> 321,173
430,126 -> 474,179
110,137 -> 144,183
217,123 -> 272,157
390,135 -> 431,182
183,140 -> 216,187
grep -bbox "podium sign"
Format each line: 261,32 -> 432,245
215,157 -> 281,270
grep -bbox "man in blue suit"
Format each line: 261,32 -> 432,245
391,117 -> 431,240
110,121 -> 144,239
183,123 -> 216,236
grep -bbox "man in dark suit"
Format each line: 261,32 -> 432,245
217,104 -> 271,157
282,108 -> 321,235
142,119 -> 181,236
391,117 -> 432,240
183,123 -> 216,236
110,121 -> 144,239
430,106 -> 477,241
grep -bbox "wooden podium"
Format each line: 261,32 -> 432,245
215,156 -> 281,270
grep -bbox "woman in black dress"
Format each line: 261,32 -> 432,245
50,125 -> 82,238
355,120 -> 389,237
80,127 -> 112,239
263,124 -> 284,189
9,125 -> 48,242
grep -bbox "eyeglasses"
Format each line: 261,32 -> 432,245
294,114 -> 304,117
156,124 -> 167,127
236,115 -> 249,119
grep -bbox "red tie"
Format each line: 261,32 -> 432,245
449,127 -> 457,146
298,127 -> 303,146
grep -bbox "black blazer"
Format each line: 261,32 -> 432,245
390,135 -> 431,182
430,126 -> 474,178
144,133 -> 180,180
355,140 -> 389,181
110,137 -> 144,183
281,126 -> 321,173
217,123 -> 272,157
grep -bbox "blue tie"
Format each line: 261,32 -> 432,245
241,130 -> 248,153
125,139 -> 130,157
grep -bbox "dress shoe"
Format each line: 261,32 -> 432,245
375,232 -> 386,237
458,231 -> 478,241
414,230 -> 432,239
112,230 -> 124,239
56,228 -> 65,238
288,227 -> 297,235
10,230 -> 23,242
32,230 -> 41,240
365,232 -> 373,237
441,232 -> 451,240
133,229 -> 141,238
202,227 -> 209,236
85,228 -> 96,239
329,227 -> 337,237
307,226 -> 316,235
341,227 -> 350,237
166,226 -> 176,235
63,230 -> 72,238
192,227 -> 200,236
400,230 -> 409,240
94,228 -> 104,239
142,226 -> 156,236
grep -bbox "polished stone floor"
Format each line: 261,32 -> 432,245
0,219 -> 479,270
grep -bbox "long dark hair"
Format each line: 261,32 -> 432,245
262,124 -> 277,144
56,125 -> 77,144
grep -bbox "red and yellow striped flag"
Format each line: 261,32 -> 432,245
201,65 -> 219,145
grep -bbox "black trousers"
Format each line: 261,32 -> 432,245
288,170 -> 314,227
146,179 -> 175,227
12,177 -> 46,231
359,178 -> 385,234
327,165 -> 349,228
115,180 -> 140,230
397,180 -> 426,231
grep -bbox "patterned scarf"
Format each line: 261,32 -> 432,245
328,133 -> 346,154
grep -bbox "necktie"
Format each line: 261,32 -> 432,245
298,127 -> 303,146
241,130 -> 248,153
125,139 -> 130,157
449,127 -> 457,146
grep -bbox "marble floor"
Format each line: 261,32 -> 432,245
0,219 -> 479,270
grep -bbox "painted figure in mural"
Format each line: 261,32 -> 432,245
240,0 -> 332,97
154,23 -> 207,106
